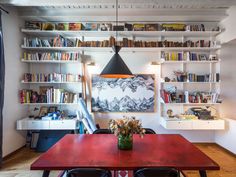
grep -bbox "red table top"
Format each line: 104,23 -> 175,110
31,134 -> 219,171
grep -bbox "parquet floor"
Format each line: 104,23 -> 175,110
0,144 -> 235,177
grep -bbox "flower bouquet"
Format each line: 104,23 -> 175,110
109,116 -> 145,150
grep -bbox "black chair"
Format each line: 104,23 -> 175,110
93,129 -> 112,134
134,168 -> 180,177
66,168 -> 112,177
143,128 -> 156,134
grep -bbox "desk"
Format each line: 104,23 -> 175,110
31,134 -> 219,177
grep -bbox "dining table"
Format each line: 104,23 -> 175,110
31,134 -> 220,177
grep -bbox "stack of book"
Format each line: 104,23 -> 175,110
22,73 -> 81,82
22,52 -> 80,61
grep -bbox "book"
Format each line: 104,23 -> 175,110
145,24 -> 159,31
69,23 -> 84,31
56,23 -> 69,30
25,21 -> 42,30
85,23 -> 99,31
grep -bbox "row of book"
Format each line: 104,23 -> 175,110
23,36 -> 74,47
25,21 -> 215,32
23,36 -> 215,48
22,52 -> 80,61
20,89 -> 81,104
161,52 -> 218,61
161,90 -> 219,103
22,73 -> 82,83
187,73 -> 220,82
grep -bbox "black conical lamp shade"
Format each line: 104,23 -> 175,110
100,45 -> 133,78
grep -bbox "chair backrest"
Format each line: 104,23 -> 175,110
66,168 -> 112,177
134,168 -> 179,177
93,129 -> 112,134
144,128 -> 156,134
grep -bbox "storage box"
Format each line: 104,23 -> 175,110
145,24 -> 159,31
161,23 -> 186,31
133,24 -> 145,31
42,22 -> 55,30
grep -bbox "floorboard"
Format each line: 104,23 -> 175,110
0,143 -> 235,177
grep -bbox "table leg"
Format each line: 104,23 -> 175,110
199,170 -> 207,177
42,170 -> 50,177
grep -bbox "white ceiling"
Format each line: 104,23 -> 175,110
1,0 -> 236,22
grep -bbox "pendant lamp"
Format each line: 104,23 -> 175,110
100,0 -> 133,78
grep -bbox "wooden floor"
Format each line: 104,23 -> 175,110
0,144 -> 236,177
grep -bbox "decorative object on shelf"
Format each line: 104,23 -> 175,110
91,74 -> 155,112
167,109 -> 174,118
173,70 -> 187,82
109,116 -> 145,150
100,0 -> 133,78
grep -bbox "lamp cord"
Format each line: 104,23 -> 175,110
116,0 -> 118,45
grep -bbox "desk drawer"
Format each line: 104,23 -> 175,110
192,120 -> 225,130
49,120 -> 76,130
165,121 -> 192,130
27,120 -> 50,130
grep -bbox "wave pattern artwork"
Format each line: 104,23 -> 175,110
91,74 -> 155,112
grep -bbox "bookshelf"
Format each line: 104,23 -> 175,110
20,23 -> 224,131
21,46 -> 221,52
158,34 -> 224,129
20,29 -> 84,122
21,29 -> 220,38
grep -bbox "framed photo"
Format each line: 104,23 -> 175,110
38,106 -> 48,117
198,54 -> 207,61
91,74 -> 155,113
48,106 -> 57,113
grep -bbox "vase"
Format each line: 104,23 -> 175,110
118,134 -> 133,150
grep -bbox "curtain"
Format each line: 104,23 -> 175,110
0,10 -> 5,164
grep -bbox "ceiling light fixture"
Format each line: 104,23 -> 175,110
100,0 -> 133,78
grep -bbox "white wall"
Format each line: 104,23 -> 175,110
87,51 -> 216,142
218,6 -> 236,44
2,7 -> 28,157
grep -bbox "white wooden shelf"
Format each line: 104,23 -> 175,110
21,103 -> 80,105
21,59 -> 80,64
161,60 -> 220,64
162,102 -> 220,106
21,81 -> 81,84
21,29 -> 221,38
161,81 -> 220,84
17,117 -> 78,130
21,46 -> 221,52
160,117 -> 225,130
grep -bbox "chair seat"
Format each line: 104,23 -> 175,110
66,168 -> 112,177
134,168 -> 179,177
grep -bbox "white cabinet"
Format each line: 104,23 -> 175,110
17,118 -> 78,130
49,120 -> 77,130
160,117 -> 225,130
192,120 -> 225,130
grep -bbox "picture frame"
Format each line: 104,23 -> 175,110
38,106 -> 49,117
198,54 -> 208,61
91,74 -> 156,113
48,106 -> 57,113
